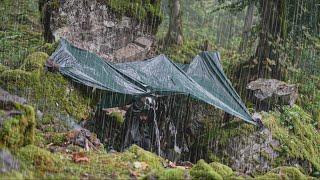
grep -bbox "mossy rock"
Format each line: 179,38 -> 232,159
110,111 -> 124,124
17,145 -> 63,173
106,0 -> 162,30
20,52 -> 49,72
0,104 -> 35,149
190,159 -> 223,180
0,68 -> 92,121
255,172 -> 282,180
47,132 -> 67,146
264,106 -> 320,172
127,144 -> 164,170
0,64 -> 9,73
0,69 -> 37,85
270,166 -> 308,180
209,162 -> 234,178
0,171 -> 24,180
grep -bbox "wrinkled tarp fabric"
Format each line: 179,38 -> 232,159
47,39 -> 255,125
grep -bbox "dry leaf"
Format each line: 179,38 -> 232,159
72,152 -> 90,163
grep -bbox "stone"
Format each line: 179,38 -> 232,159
103,21 -> 115,28
134,36 -> 153,49
0,149 -> 20,173
114,43 -> 145,62
247,78 -> 298,111
0,88 -> 27,109
43,0 -> 158,62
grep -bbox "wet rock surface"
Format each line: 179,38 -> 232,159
0,149 -> 20,173
43,0 -> 157,62
0,88 -> 27,109
247,78 -> 298,111
228,129 -> 280,174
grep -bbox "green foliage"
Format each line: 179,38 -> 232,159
190,159 -> 223,180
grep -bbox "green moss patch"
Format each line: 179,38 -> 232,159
264,105 -> 320,172
256,166 -> 308,180
190,159 -> 223,180
0,104 -> 35,149
210,161 -> 234,178
20,52 -> 49,71
17,145 -> 63,174
0,56 -> 93,121
106,0 -> 162,29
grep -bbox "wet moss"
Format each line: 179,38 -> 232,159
255,166 -> 308,180
106,0 -> 162,31
110,111 -> 125,124
0,171 -> 24,180
20,52 -> 49,72
17,145 -> 63,174
210,161 -> 234,178
0,104 -> 35,149
264,106 -> 320,172
190,159 -> 223,180
0,55 -> 92,121
255,172 -> 282,180
159,168 -> 188,180
127,144 -> 164,170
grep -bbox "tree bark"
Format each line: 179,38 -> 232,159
239,2 -> 255,53
166,0 -> 183,46
255,0 -> 286,79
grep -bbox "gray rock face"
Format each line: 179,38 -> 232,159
228,129 -> 280,174
247,78 -> 298,111
46,0 -> 156,62
0,149 -> 20,173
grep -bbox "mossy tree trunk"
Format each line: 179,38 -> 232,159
255,0 -> 287,79
165,0 -> 183,46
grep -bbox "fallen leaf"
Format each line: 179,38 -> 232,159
72,152 -> 90,163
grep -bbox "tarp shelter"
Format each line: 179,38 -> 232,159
47,39 -> 256,125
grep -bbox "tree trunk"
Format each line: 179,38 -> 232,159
239,2 -> 255,53
166,0 -> 183,46
255,0 -> 286,79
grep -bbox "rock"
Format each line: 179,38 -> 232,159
66,128 -> 102,150
228,128 -> 279,174
42,0 -> 160,62
247,78 -> 298,111
0,149 -> 20,173
103,20 -> 115,28
0,88 -> 27,109
134,36 -> 153,49
113,43 -> 145,62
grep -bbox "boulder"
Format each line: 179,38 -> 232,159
247,78 -> 298,111
41,0 -> 160,62
0,149 -> 20,173
0,88 -> 35,149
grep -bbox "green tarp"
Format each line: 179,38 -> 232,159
47,39 -> 256,125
